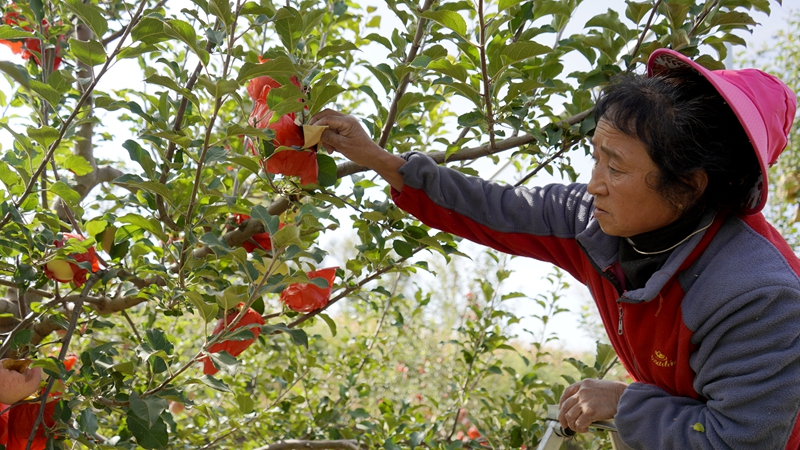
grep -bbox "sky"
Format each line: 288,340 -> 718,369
0,0 -> 795,351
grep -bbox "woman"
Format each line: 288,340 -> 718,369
310,48 -> 800,449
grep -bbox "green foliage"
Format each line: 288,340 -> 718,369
0,0 -> 786,448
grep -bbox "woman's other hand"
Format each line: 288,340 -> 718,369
558,379 -> 628,433
309,109 -> 406,191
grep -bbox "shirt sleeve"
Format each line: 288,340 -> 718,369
615,284 -> 800,449
391,152 -> 595,282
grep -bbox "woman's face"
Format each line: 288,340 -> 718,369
587,120 -> 681,237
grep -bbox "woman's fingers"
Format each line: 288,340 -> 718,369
308,108 -> 344,126
557,379 -> 628,434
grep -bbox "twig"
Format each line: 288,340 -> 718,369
198,367 -> 312,449
598,356 -> 620,380
155,21 -> 220,232
287,247 -> 423,329
25,271 -> 101,450
377,0 -> 435,148
477,0 -> 496,152
514,136 -> 580,187
101,0 -> 169,46
626,0 -> 663,72
0,279 -> 53,298
688,0 -> 719,39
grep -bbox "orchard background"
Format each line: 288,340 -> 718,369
0,0 -> 797,448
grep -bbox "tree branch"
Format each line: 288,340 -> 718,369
477,0 -> 496,153
625,0 -> 663,72
377,0 -> 435,148
203,108 -> 593,249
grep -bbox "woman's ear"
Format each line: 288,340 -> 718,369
688,169 -> 709,201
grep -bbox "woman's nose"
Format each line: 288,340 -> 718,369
587,166 -> 606,196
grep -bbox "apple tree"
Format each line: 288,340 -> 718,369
0,0 -> 781,448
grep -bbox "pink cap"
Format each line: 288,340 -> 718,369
647,48 -> 797,214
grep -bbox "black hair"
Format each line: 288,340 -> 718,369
594,68 -> 759,216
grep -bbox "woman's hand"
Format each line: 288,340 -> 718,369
558,379 -> 628,433
309,109 -> 406,191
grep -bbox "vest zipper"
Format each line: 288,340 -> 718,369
617,305 -> 624,335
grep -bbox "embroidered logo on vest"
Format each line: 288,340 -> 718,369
651,350 -> 676,367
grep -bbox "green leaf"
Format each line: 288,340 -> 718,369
427,59 -> 468,82
208,351 -> 240,373
420,10 -> 467,38
69,38 -> 106,66
316,152 -> 337,187
227,156 -> 261,174
392,240 -> 415,258
187,292 -> 218,323
625,1 -> 653,24
126,409 -> 168,449
144,75 -> 199,106
27,125 -> 59,148
113,175 -> 174,207
318,313 -> 337,337
165,19 -> 209,66
29,80 -> 62,108
64,155 -> 93,176
122,140 -> 157,180
47,70 -> 73,93
501,41 -> 551,65
271,225 -> 302,249
236,394 -> 255,414
0,161 -> 23,196
199,232 -> 231,256
85,218 -> 107,237
266,83 -> 305,117
131,17 -> 169,45
146,328 -> 173,353
317,42 -> 358,60
693,422 -> 705,433
0,25 -> 36,39
585,9 -> 634,40
274,7 -> 303,51
50,181 -> 81,206
594,342 -> 616,371
63,0 -> 108,38
118,213 -> 169,243
78,408 -> 99,435
236,57 -> 298,84
0,61 -> 30,88
209,0 -> 233,26
263,323 -> 308,348
200,374 -> 232,391
219,284 -> 248,311
129,391 -> 168,428
250,205 -> 281,234
308,83 -> 344,117
498,0 -> 522,13
706,11 -> 756,29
